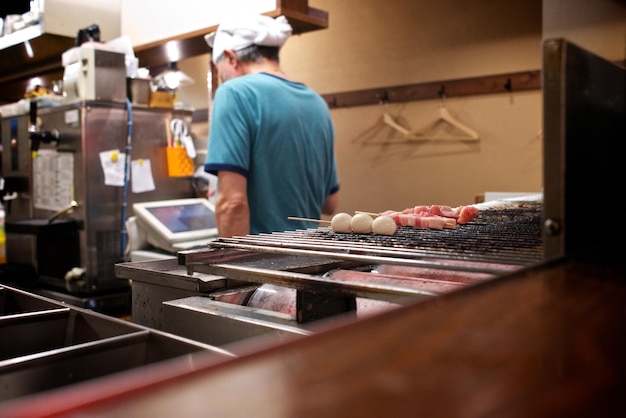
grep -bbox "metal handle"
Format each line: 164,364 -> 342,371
48,200 -> 79,224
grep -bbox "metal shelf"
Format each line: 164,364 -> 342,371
0,23 -> 44,50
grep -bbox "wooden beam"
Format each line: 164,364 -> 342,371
191,69 -> 543,122
321,70 -> 542,109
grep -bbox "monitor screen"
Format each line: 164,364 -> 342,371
145,203 -> 216,233
133,198 -> 218,253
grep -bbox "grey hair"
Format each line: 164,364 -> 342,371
233,44 -> 281,63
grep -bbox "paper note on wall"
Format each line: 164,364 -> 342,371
99,149 -> 125,186
33,149 -> 74,211
131,159 -> 156,193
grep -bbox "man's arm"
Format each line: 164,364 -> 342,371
322,191 -> 339,216
214,171 -> 250,237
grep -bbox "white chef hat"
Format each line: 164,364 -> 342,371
204,15 -> 293,64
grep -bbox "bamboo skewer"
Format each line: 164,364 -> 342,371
354,211 -> 379,217
287,216 -> 330,223
289,212 -> 378,223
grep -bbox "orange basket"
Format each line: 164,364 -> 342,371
166,147 -> 194,177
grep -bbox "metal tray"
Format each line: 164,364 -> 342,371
0,285 -> 233,403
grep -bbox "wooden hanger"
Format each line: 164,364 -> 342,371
407,106 -> 479,141
351,102 -> 413,142
351,92 -> 479,144
407,93 -> 479,141
382,112 -> 412,136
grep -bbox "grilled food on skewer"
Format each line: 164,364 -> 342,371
288,212 -> 397,235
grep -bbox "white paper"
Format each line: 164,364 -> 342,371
99,149 -> 126,187
131,159 -> 156,193
33,149 -> 74,211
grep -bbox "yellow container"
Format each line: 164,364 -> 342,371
149,91 -> 174,108
166,146 -> 194,177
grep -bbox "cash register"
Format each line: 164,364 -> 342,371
130,198 -> 218,259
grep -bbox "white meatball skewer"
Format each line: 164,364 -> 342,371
288,212 -> 396,235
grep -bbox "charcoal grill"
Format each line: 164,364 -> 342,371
112,196 -> 545,344
169,196 -> 544,327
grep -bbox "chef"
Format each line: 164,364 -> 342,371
204,14 -> 340,237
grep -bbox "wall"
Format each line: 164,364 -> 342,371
543,0 -> 626,60
177,0 -> 623,216
284,0 -> 544,212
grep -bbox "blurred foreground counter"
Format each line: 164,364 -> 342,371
1,242 -> 625,417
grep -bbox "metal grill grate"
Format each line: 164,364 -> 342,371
309,204 -> 543,264
210,200 -> 543,268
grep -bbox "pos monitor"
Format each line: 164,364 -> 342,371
133,198 -> 218,253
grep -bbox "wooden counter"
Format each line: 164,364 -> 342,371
2,242 -> 625,417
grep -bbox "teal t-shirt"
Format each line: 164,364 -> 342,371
204,72 -> 339,234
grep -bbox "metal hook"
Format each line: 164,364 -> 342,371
378,90 -> 390,105
438,86 -> 446,106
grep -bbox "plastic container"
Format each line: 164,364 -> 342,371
166,147 -> 194,177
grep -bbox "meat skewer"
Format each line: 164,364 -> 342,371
289,203 -> 478,234
379,204 -> 479,229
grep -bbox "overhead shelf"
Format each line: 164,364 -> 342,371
0,0 -> 121,104
0,23 -> 45,50
0,28 -> 75,103
0,0 -> 328,105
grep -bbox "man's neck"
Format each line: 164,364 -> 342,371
243,60 -> 287,79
